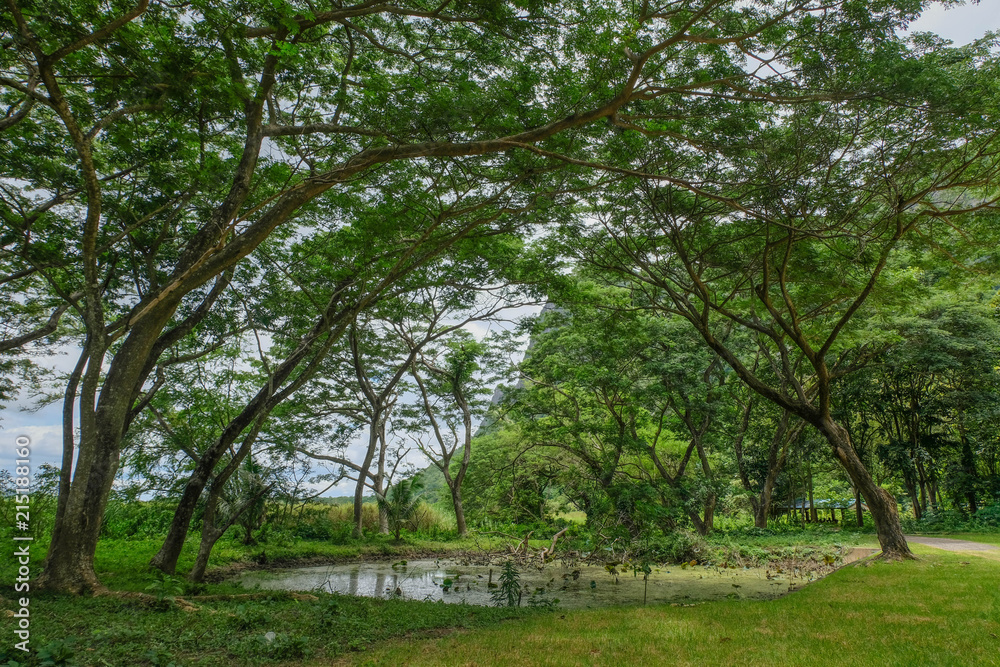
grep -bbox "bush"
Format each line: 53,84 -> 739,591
640,530 -> 708,564
100,498 -> 178,539
972,503 -> 1000,528
901,503 -> 1000,533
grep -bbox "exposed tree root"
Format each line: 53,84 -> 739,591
851,550 -> 918,566
187,592 -> 318,602
94,589 -> 200,612
873,549 -> 918,563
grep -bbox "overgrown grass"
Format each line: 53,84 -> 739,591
345,543 -> 1000,667
283,501 -> 453,541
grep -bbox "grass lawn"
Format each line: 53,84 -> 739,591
927,533 -> 1000,546
342,544 -> 1000,667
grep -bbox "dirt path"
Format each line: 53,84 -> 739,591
904,535 -> 999,553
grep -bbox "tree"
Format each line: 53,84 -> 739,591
294,251 -> 539,538
4,0 -> 989,590
845,292 -> 1000,518
406,331 -> 505,537
569,55 -> 1000,556
148,175 -> 551,573
731,390 -> 805,528
459,428 -> 561,526
504,287 -> 737,536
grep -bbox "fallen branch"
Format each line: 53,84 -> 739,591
538,527 -> 568,562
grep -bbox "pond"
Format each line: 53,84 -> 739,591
235,551 -> 873,609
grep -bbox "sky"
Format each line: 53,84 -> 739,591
2,0 -> 999,495
906,1 -> 999,43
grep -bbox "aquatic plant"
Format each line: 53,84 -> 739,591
490,560 -> 522,607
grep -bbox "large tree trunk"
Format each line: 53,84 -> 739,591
190,426 -> 265,581
753,502 -> 769,529
36,313 -> 174,592
189,522 -> 225,584
688,510 -> 707,536
959,417 -> 979,514
700,493 -> 716,535
48,349 -> 89,560
154,306 -> 353,573
741,411 -> 798,529
754,424 -> 796,528
819,418 -> 913,559
33,428 -> 118,593
903,469 -> 922,520
854,486 -> 864,527
807,461 -> 817,523
916,459 -> 930,515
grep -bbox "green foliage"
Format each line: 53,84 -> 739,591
36,639 -> 76,667
230,603 -> 269,631
637,531 -> 708,564
377,477 -> 426,541
0,464 -> 59,541
143,648 -> 181,667
239,632 -> 309,661
901,503 -> 1000,533
100,498 -> 179,540
490,560 -> 522,608
144,572 -> 184,605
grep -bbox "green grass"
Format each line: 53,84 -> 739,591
345,545 -> 1000,666
553,510 -> 587,524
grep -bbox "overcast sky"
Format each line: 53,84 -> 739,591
3,1 -> 999,494
907,1 -> 999,44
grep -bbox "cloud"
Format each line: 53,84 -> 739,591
0,424 -> 64,475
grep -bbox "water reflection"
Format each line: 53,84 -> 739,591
237,558 -> 822,609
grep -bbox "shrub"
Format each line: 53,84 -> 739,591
972,503 -> 1000,528
640,530 -> 708,564
901,503 -> 1000,533
100,498 -> 177,539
